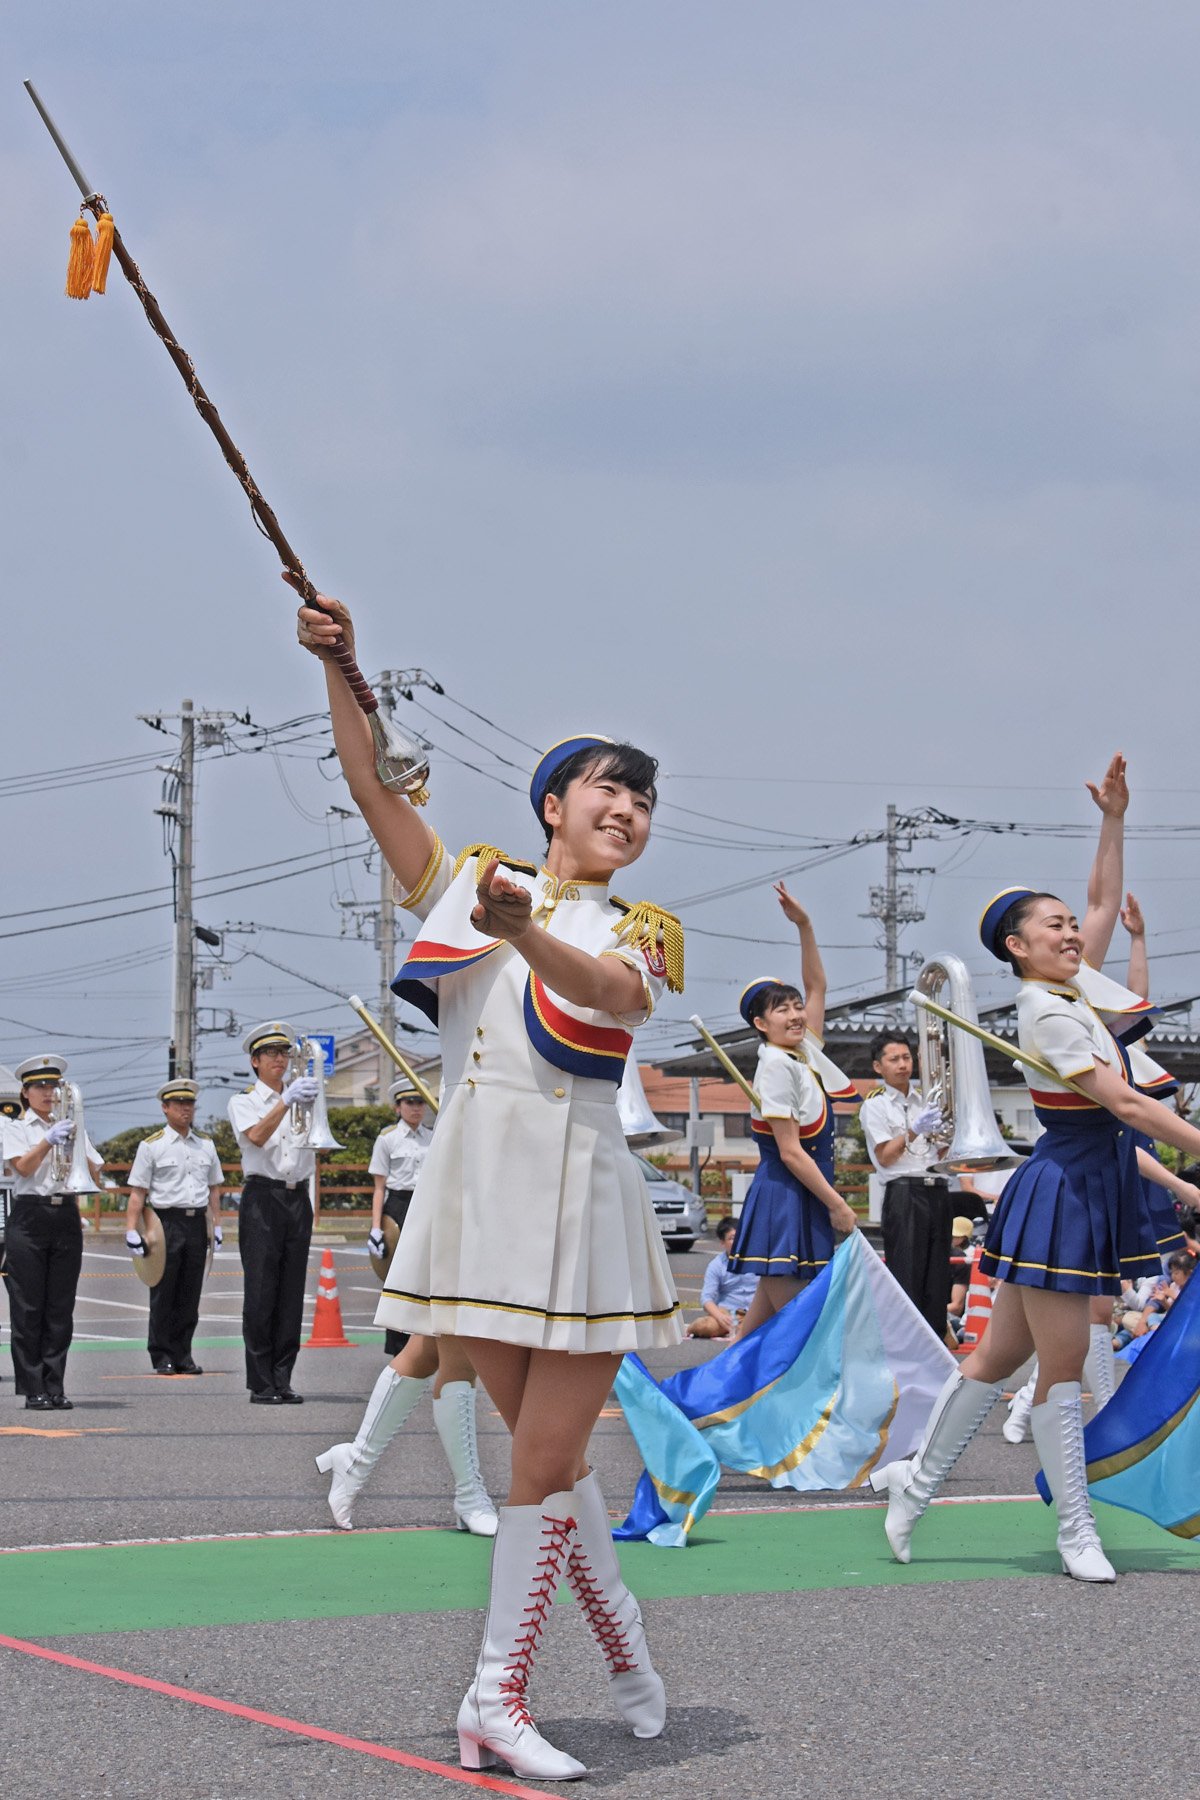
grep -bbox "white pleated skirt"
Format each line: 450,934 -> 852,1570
375,1077 -> 683,1353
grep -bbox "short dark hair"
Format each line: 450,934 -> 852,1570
747,982 -> 803,1031
715,1215 -> 737,1239
994,891 -> 1062,975
1167,1251 -> 1197,1280
538,741 -> 658,846
869,1031 -> 912,1065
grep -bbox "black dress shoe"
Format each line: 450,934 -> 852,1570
250,1391 -> 284,1405
276,1388 -> 304,1404
152,1361 -> 176,1376
49,1395 -> 74,1410
24,1394 -> 53,1411
175,1360 -> 203,1375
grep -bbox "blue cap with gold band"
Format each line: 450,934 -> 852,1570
979,887 -> 1035,962
739,976 -> 788,1027
530,734 -> 612,821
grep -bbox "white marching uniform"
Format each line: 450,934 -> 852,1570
376,841 -> 684,1353
369,1119 -> 433,1190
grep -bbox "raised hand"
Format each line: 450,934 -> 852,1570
1120,891 -> 1145,938
1086,752 -> 1129,818
471,859 -> 533,943
774,881 -> 811,929
283,571 -> 357,661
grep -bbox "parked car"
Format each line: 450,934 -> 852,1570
633,1154 -> 707,1252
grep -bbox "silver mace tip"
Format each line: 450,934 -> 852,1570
368,711 -> 430,796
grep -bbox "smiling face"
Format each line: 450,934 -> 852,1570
755,992 -> 807,1049
542,763 -> 652,879
1004,896 -> 1082,984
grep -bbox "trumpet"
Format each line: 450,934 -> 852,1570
285,1038 -> 343,1150
911,955 -> 1022,1175
48,1080 -> 100,1194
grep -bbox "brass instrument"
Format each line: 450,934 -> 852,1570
910,956 -> 1022,1174
48,1080 -> 100,1194
285,1038 -> 343,1150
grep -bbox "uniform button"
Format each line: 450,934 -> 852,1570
476,1027 -> 485,1039
472,1051 -> 482,1064
467,1078 -> 476,1091
554,1087 -> 565,1099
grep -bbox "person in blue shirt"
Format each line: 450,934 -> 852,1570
686,1217 -> 758,1340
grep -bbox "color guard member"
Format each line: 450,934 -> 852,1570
228,1024 -> 319,1405
2,1053 -> 102,1410
125,1079 -> 224,1375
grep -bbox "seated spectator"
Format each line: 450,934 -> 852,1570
948,1216 -> 975,1332
1114,1252 -> 1196,1353
687,1216 -> 758,1342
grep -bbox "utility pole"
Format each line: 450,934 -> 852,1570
862,804 -> 932,991
140,701 -> 246,1079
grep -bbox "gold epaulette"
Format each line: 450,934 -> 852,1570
144,1129 -> 165,1142
864,1085 -> 885,1100
453,842 -> 540,882
610,898 -> 685,994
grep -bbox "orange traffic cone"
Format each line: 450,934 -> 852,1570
959,1246 -> 994,1353
305,1246 -> 352,1348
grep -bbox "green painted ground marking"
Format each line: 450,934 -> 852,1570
2,1502 -> 1196,1640
7,1332 -> 385,1357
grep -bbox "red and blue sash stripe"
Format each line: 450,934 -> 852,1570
523,975 -> 632,1083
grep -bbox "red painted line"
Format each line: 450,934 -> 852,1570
0,1634 -> 555,1798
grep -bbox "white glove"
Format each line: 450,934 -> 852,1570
909,1102 -> 944,1138
213,1224 -> 223,1248
125,1229 -> 147,1258
367,1227 -> 387,1258
282,1077 -> 320,1107
46,1119 -> 74,1146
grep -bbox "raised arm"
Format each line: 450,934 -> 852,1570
1079,752 -> 1128,968
774,883 -> 827,1042
1122,892 -> 1149,1001
1077,1059 -> 1200,1161
290,577 -> 438,896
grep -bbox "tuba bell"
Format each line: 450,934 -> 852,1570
49,1080 -> 100,1194
911,955 -> 1022,1175
287,1037 -> 343,1151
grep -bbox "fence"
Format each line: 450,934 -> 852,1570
83,1162 -> 378,1231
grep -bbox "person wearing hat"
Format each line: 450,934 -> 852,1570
724,884 -> 859,1342
1,1054 -> 103,1410
298,583 -> 682,1782
859,1031 -> 951,1341
227,1024 -> 320,1404
318,1079 -> 499,1538
0,1066 -> 23,1373
871,752 -> 1200,1585
125,1081 -> 225,1375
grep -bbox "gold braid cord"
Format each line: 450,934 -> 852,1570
452,843 -> 539,882
611,901 -> 685,994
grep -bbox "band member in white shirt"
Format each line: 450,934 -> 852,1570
2,1054 -> 102,1411
860,1031 -> 949,1338
227,1023 -> 319,1406
126,1080 -> 224,1375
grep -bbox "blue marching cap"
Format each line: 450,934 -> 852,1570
738,976 -> 787,1028
529,734 -> 613,821
979,887 -> 1035,962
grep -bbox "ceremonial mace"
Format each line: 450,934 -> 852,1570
24,79 -> 427,800
687,1015 -> 763,1111
910,991 -> 1097,1104
348,995 -> 440,1114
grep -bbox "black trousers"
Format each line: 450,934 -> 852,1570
881,1177 -> 953,1340
382,1187 -> 413,1359
238,1177 -> 312,1395
5,1196 -> 82,1397
148,1209 -> 209,1367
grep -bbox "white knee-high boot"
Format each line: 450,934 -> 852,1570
315,1369 -> 431,1529
870,1370 -> 1000,1563
432,1380 -> 499,1537
1003,1364 -> 1038,1444
563,1471 -> 666,1738
1029,1380 -> 1115,1583
1084,1325 -> 1116,1411
457,1489 -> 587,1782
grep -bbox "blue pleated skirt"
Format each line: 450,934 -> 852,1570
980,1109 -> 1160,1296
1133,1131 -> 1187,1256
726,1134 -> 835,1280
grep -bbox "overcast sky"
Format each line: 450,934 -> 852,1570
7,4 -> 1200,1137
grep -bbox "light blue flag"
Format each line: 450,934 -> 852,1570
1038,1264 -> 1200,1538
617,1234 -> 955,1543
613,1355 -> 721,1546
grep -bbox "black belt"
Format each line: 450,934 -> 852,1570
159,1206 -> 205,1217
888,1175 -> 949,1190
15,1192 -> 76,1207
243,1174 -> 309,1194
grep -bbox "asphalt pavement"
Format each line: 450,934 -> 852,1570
1,1231 -> 1196,1800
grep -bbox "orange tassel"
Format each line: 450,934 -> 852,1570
65,214 -> 94,299
90,212 -> 114,294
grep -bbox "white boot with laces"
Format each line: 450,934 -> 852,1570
457,1489 -> 587,1782
1083,1325 -> 1116,1411
1029,1379 -> 1116,1583
870,1370 -> 1000,1563
1003,1366 -> 1038,1444
432,1379 -> 499,1537
315,1368 -> 431,1530
564,1471 -> 666,1738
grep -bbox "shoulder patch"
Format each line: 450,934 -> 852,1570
143,1129 -> 166,1143
453,842 -> 540,882
863,1085 -> 885,1100
609,899 -> 684,995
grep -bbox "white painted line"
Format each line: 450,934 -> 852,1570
71,1295 -> 149,1314
70,1331 -> 134,1342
